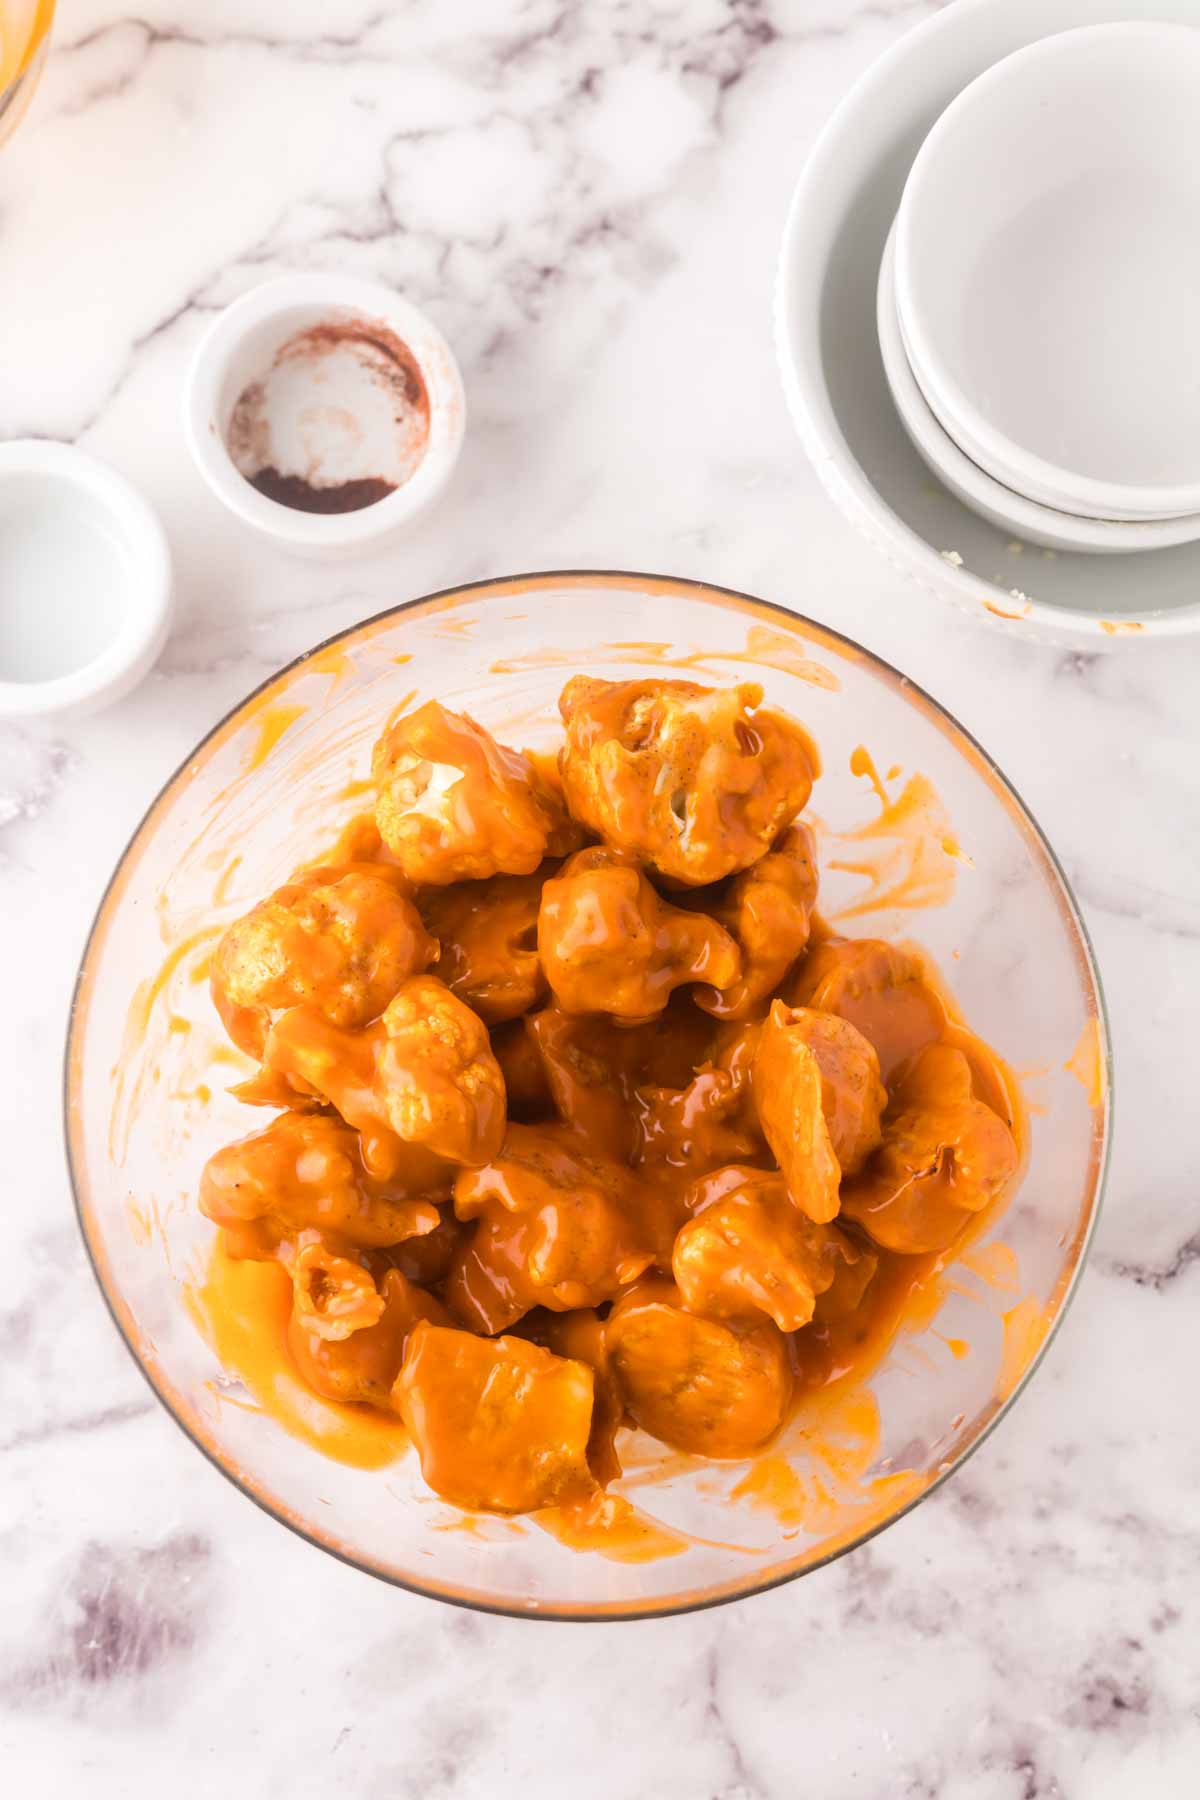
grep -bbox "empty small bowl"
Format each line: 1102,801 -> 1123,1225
185,274 -> 466,559
877,225 -> 1200,556
0,440 -> 172,719
896,22 -> 1200,523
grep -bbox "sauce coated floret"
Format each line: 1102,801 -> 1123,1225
633,1021 -> 763,1174
420,868 -> 549,1024
289,1233 -> 388,1341
447,1123 -> 654,1332
693,823 -> 819,1020
672,1167 -> 861,1332
521,1002 -> 716,1156
785,936 -> 943,1082
605,1278 -> 793,1458
199,1112 -> 444,1253
757,1002 -> 887,1178
558,675 -> 819,885
394,1322 -> 596,1512
193,667 -> 1023,1525
373,701 -> 580,884
261,974 -> 506,1179
212,863 -> 436,1059
751,1006 -> 842,1223
539,846 -> 741,1020
522,1308 -> 625,1486
841,1044 -> 1018,1253
288,1267 -> 452,1408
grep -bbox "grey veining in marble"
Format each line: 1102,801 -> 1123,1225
2,2 -> 1199,1795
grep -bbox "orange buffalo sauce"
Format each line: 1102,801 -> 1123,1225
245,702 -> 307,773
186,1242 -> 410,1470
1064,1016 -> 1106,1110
177,685 -> 1031,1553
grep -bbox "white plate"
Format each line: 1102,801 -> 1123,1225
775,0 -> 1200,644
878,224 -> 1200,556
896,23 -> 1200,522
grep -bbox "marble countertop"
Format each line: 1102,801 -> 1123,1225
3,1 -> 1198,1793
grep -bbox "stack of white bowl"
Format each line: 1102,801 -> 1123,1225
878,22 -> 1200,556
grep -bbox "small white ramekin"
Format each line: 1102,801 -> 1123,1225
0,441 -> 173,720
877,225 -> 1200,556
895,22 -> 1200,523
184,274 -> 466,559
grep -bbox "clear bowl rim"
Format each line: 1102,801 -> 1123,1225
63,569 -> 1113,1622
0,4 -> 54,132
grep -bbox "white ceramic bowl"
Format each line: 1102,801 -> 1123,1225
0,441 -> 172,719
775,0 -> 1200,645
185,274 -> 466,560
878,225 -> 1200,556
896,23 -> 1200,524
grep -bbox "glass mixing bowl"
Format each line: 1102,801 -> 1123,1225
65,574 -> 1110,1619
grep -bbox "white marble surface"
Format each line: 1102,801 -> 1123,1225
2,1 -> 1199,1793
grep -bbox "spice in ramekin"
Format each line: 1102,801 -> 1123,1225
227,318 -> 430,514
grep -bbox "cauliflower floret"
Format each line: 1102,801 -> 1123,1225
521,1001 -> 720,1157
633,1066 -> 760,1173
447,1123 -> 654,1334
261,975 -> 506,1180
387,1207 -> 468,1287
785,937 -> 943,1082
558,675 -> 819,886
372,701 -> 580,885
633,1021 -> 763,1173
288,1266 -> 452,1407
605,1279 -> 792,1458
756,1002 -> 887,1180
199,1112 -> 445,1250
694,824 -> 819,1020
393,1321 -> 595,1513
377,976 -> 507,1162
420,867 -> 548,1024
522,1308 -> 625,1487
539,847 -> 740,1020
841,1044 -> 1018,1254
524,1006 -> 644,1157
289,1233 -> 387,1342
211,863 -> 436,1058
749,1005 -> 842,1223
672,1167 -> 864,1331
